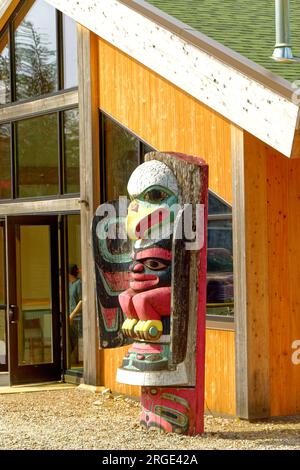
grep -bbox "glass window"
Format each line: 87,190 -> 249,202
0,222 -> 7,369
0,31 -> 10,105
208,192 -> 232,215
207,192 -> 234,318
0,123 -> 11,199
63,15 -> 78,89
142,143 -> 155,157
65,215 -> 82,369
16,113 -> 59,198
103,115 -> 139,200
14,0 -> 58,101
18,225 -> 53,365
64,108 -> 80,194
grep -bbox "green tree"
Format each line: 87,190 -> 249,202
15,19 -> 57,100
0,41 -> 10,104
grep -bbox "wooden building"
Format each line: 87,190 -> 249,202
1,0 -> 300,420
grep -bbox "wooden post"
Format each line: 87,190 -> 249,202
232,125 -> 270,419
77,26 -> 100,386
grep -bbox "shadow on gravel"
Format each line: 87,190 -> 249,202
200,414 -> 300,447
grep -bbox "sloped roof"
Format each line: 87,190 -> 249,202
146,0 -> 300,83
2,0 -> 298,156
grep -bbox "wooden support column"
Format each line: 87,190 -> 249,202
231,125 -> 270,419
77,26 -> 100,386
231,125 -> 248,418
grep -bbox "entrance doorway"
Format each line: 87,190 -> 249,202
0,221 -> 7,372
7,216 -> 61,385
63,214 -> 83,382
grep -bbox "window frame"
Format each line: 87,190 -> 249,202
0,1 -> 80,202
0,0 -> 78,108
99,111 -> 235,329
100,110 -> 155,203
0,27 -> 11,106
0,219 -> 8,372
0,104 -> 80,203
206,191 -> 234,327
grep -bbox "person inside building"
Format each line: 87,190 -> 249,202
68,263 -> 82,365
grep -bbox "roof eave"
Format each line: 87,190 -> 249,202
120,0 -> 296,102
2,0 -> 300,158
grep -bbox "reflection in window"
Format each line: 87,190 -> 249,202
14,0 -> 58,101
208,192 -> 232,215
101,114 -> 154,200
0,123 -> 11,199
64,108 -> 80,193
103,115 -> 139,200
0,31 -> 10,105
207,192 -> 234,318
63,15 -> 78,89
0,223 -> 7,368
18,225 -> 53,365
65,215 -> 82,369
16,113 -> 59,198
142,143 -> 155,157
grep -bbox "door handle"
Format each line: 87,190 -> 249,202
9,305 -> 18,323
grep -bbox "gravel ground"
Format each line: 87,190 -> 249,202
0,388 -> 299,450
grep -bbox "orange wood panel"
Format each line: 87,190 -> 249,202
96,36 -> 235,413
267,151 -> 300,416
99,346 -> 140,397
98,38 -> 232,204
244,133 -> 270,417
244,133 -> 300,417
99,329 -> 236,415
205,329 -> 236,416
0,0 -> 20,31
0,0 -> 35,33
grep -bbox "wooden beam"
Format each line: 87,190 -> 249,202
244,132 -> 270,419
77,26 -> 100,386
291,128 -> 300,159
0,90 -> 78,124
0,197 -> 80,216
232,126 -> 271,419
231,125 -> 249,419
0,0 -> 20,31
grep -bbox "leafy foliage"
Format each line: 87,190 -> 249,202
15,20 -> 57,100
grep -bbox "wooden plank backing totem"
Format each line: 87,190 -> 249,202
92,152 -> 208,435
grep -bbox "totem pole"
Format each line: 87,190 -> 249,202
92,152 -> 208,435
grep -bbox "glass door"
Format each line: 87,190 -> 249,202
0,221 -> 8,372
7,216 -> 61,385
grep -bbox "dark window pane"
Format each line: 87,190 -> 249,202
14,0 -> 58,101
0,31 -> 10,105
208,191 -> 232,215
64,108 -> 80,194
103,116 -> 139,200
16,114 -> 59,198
142,143 -> 155,158
63,15 -> 78,89
207,218 -> 234,317
0,123 -> 11,199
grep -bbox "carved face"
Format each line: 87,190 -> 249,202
129,246 -> 172,291
126,160 -> 179,242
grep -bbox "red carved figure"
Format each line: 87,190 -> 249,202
93,152 -> 208,435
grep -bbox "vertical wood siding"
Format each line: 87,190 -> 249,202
96,37 -> 236,415
244,133 -> 300,416
98,39 -> 232,204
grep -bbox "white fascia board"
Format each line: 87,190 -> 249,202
45,0 -> 298,157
